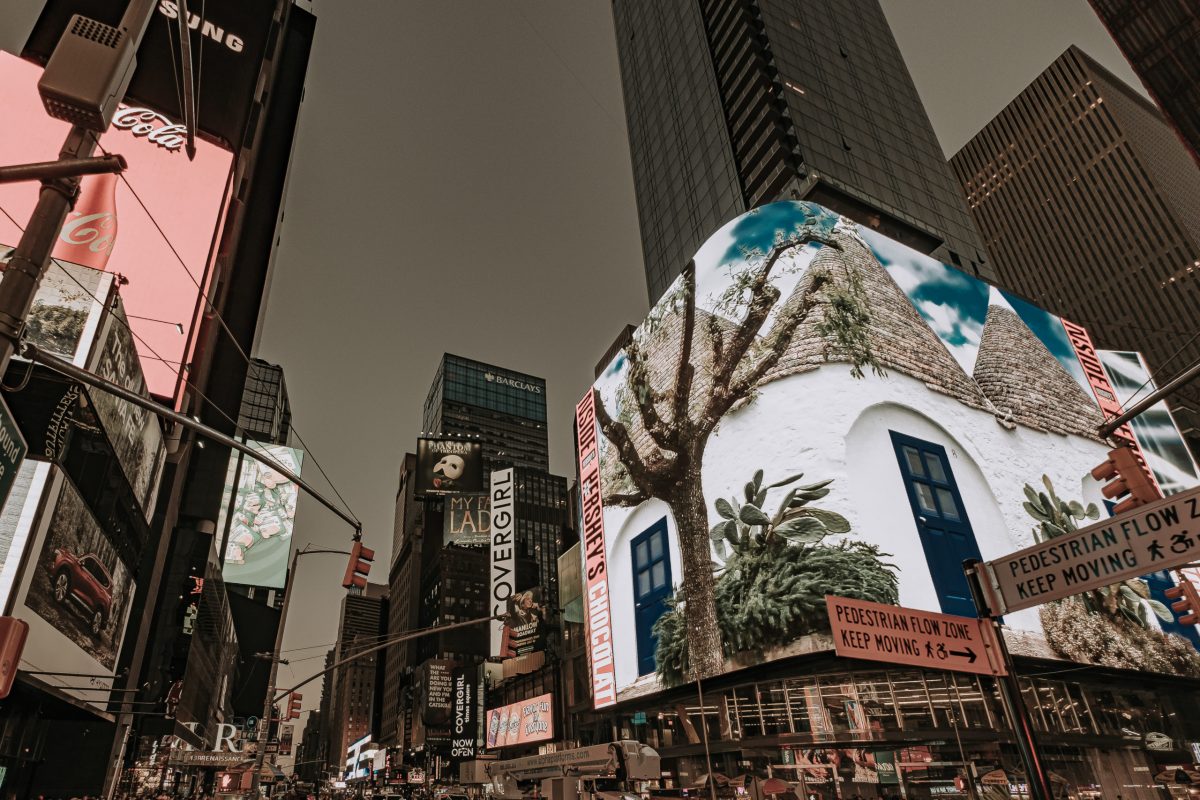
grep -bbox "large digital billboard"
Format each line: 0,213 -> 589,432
217,443 -> 303,589
0,53 -> 233,402
577,200 -> 1200,706
485,693 -> 554,749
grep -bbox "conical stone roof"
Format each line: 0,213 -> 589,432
760,227 -> 994,413
972,287 -> 1104,440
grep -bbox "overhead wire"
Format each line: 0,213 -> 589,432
1104,328 -> 1200,420
27,135 -> 362,526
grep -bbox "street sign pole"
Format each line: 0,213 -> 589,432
963,559 -> 1053,800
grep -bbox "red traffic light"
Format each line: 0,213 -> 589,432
0,617 -> 29,700
1090,446 -> 1160,515
288,691 -> 303,720
342,540 -> 375,590
1164,578 -> 1200,626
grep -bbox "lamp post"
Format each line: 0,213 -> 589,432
248,546 -> 349,797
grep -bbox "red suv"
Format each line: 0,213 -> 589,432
51,547 -> 113,635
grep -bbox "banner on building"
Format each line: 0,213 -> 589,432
490,469 -> 515,655
279,724 -> 293,757
444,493 -> 490,547
485,693 -> 554,749
416,438 -> 484,496
217,443 -> 303,589
422,659 -> 454,727
499,586 -> 551,658
450,665 -> 478,761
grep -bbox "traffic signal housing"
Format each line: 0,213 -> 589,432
342,540 -> 374,590
1091,446 -> 1160,515
284,691 -> 303,721
1165,576 -> 1200,626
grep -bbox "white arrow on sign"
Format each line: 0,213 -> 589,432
983,484 -> 1200,614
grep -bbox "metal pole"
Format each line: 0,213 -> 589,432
963,559 -> 1053,800
24,342 -> 361,533
1098,356 -> 1200,438
249,548 -> 304,797
695,676 -> 718,800
0,155 -> 126,184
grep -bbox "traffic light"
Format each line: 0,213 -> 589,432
285,690 -> 302,724
0,617 -> 28,700
341,540 -> 375,590
1090,446 -> 1160,515
1165,576 -> 1200,626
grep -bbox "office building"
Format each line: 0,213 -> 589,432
422,353 -> 550,473
1088,0 -> 1200,166
611,0 -> 992,301
950,46 -> 1200,450
328,583 -> 388,773
238,357 -> 293,445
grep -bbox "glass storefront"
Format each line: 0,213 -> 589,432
581,666 -> 1200,800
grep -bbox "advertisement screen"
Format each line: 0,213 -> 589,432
416,438 -> 484,495
450,665 -> 479,762
498,587 -> 552,658
485,693 -> 553,749
88,296 -> 166,519
0,53 -> 234,402
22,469 -> 135,675
444,493 -> 490,547
422,659 -> 454,727
218,443 -> 303,589
25,0 -> 277,149
577,200 -> 1200,706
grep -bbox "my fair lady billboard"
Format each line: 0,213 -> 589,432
575,201 -> 1200,707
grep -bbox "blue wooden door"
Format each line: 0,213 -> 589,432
890,432 -> 982,617
632,518 -> 672,675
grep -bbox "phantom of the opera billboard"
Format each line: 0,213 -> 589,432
576,201 -> 1200,709
0,52 -> 234,403
416,437 -> 484,496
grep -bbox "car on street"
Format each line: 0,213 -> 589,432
50,546 -> 113,635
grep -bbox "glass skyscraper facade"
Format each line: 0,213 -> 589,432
613,0 -> 993,301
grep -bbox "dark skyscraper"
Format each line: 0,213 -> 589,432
612,0 -> 993,301
328,583 -> 388,769
237,358 -> 293,445
950,46 -> 1200,451
422,353 -> 549,473
1087,0 -> 1200,166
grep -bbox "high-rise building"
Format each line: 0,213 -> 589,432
328,583 -> 388,771
1087,0 -> 1200,167
422,353 -> 549,473
950,45 -> 1200,450
612,0 -> 993,301
238,358 -> 293,445
380,356 -> 571,770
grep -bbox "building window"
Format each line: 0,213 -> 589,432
889,431 -> 982,617
631,518 -> 672,676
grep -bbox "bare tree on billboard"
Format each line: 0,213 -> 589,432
592,218 -> 851,680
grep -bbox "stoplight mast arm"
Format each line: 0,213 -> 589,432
1098,356 -> 1200,439
21,342 -> 362,535
270,613 -> 502,706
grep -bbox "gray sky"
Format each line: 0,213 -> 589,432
251,0 -> 1142,729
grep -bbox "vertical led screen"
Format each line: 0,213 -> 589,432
218,443 -> 303,589
0,53 -> 233,402
576,201 -> 1200,707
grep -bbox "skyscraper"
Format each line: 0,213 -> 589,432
612,0 -> 993,301
422,354 -> 549,473
328,583 -> 388,770
237,358 -> 293,445
1087,0 -> 1200,166
950,46 -> 1200,450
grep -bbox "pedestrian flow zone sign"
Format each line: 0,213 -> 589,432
982,484 -> 1200,614
826,595 -> 1006,677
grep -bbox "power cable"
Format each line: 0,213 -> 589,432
1106,329 -> 1200,419
84,133 -> 359,522
3,159 -> 361,524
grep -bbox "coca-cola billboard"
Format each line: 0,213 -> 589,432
0,53 -> 234,402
